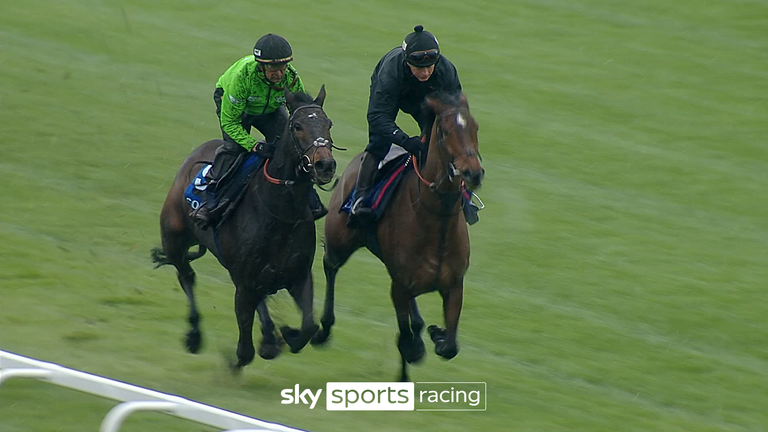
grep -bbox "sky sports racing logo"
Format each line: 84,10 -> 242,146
281,382 -> 486,411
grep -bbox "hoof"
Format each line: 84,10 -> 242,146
234,344 -> 255,369
398,335 -> 426,364
185,329 -> 202,354
280,325 -> 319,354
406,338 -> 426,364
429,325 -> 457,359
435,342 -> 458,360
311,328 -> 331,346
428,325 -> 445,342
259,342 -> 282,360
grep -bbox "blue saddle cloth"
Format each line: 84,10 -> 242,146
184,153 -> 264,210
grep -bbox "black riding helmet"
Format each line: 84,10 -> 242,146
402,25 -> 440,67
253,33 -> 293,64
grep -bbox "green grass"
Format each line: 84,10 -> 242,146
1,0 -> 767,431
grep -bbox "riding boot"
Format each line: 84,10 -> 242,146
308,187 -> 328,220
190,145 -> 237,230
462,188 -> 483,226
347,152 -> 379,227
191,188 -> 217,230
463,201 -> 480,225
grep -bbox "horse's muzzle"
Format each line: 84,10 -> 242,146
462,168 -> 485,190
313,157 -> 337,185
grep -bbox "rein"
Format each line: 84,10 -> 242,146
263,159 -> 294,186
412,155 -> 464,218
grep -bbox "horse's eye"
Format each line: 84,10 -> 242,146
293,123 -> 303,132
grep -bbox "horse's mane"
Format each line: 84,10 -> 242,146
425,90 -> 463,107
288,91 -> 316,111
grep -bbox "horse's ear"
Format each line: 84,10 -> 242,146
313,84 -> 326,108
285,88 -> 297,111
459,92 -> 469,109
426,95 -> 441,113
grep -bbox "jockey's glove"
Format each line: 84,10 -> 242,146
253,140 -> 276,158
401,136 -> 426,156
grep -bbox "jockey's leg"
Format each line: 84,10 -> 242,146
191,141 -> 244,229
308,187 -> 328,220
347,151 -> 381,227
461,185 -> 483,226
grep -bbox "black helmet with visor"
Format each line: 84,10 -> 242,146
253,33 -> 293,68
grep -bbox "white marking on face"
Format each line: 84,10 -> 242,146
457,113 -> 467,128
308,113 -> 318,118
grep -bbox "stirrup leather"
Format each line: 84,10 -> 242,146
350,196 -> 372,215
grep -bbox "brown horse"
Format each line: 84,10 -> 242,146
151,87 -> 336,371
313,91 -> 484,381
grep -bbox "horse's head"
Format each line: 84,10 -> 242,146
426,92 -> 484,191
283,85 -> 337,185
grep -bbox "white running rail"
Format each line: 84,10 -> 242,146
0,350 -> 309,432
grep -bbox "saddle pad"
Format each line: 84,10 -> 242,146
183,153 -> 264,211
184,165 -> 212,210
341,153 -> 412,219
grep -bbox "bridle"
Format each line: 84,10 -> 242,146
264,104 -> 339,186
410,106 -> 479,217
413,107 -> 478,192
289,104 -> 332,176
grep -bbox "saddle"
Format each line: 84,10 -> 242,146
184,153 -> 265,227
340,146 -> 483,225
341,151 -> 412,221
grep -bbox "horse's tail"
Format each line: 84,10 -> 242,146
150,246 -> 208,269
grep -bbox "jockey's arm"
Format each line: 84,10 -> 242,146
367,76 -> 411,149
219,86 -> 258,151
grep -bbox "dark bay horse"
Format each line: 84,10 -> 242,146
314,91 -> 484,381
151,87 -> 336,371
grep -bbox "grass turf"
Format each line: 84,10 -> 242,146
1,0 -> 767,431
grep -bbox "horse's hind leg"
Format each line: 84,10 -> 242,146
281,271 -> 319,353
176,260 -> 202,353
428,284 -> 463,360
392,283 -> 425,382
159,197 -> 203,353
256,300 -> 281,360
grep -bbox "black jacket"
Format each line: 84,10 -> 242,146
367,47 -> 462,148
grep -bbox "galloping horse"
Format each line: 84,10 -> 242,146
314,91 -> 483,381
151,87 -> 336,371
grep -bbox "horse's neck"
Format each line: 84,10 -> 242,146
256,145 -> 311,213
402,157 -> 462,226
269,143 -> 300,182
419,123 -> 462,201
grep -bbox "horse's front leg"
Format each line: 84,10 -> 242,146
428,284 -> 463,360
410,298 -> 426,340
232,287 -> 260,371
312,246 -> 350,345
256,300 -> 281,360
280,271 -> 319,353
392,284 -> 425,382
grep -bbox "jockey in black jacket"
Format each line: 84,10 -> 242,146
349,25 -> 474,226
